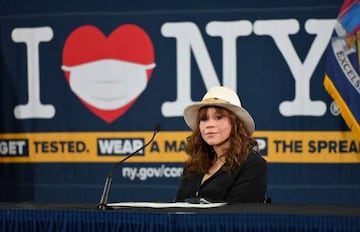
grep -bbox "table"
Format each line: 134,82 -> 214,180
0,202 -> 359,231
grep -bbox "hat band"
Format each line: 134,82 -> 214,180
201,98 -> 230,104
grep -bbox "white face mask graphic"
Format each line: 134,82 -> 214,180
62,59 -> 155,110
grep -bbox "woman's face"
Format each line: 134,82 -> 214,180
199,107 -> 232,150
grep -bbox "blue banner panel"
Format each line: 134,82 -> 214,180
1,0 -> 359,206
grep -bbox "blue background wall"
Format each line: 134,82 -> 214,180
1,0 -> 360,206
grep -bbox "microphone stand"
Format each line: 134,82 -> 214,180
97,124 -> 160,210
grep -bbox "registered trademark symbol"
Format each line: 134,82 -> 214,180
330,101 -> 340,116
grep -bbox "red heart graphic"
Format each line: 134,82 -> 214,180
62,24 -> 155,123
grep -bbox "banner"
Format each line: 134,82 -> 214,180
1,131 -> 358,163
1,11 -> 358,163
1,1 -> 359,205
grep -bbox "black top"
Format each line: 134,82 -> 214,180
175,151 -> 267,203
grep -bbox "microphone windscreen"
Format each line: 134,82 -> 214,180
154,123 -> 161,133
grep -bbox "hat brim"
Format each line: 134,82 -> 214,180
184,102 -> 255,134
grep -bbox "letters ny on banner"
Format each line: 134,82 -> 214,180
324,0 -> 360,140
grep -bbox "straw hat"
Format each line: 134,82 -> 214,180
183,86 -> 255,134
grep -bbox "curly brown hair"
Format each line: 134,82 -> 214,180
183,106 -> 258,175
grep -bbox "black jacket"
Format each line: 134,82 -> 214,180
175,151 -> 267,203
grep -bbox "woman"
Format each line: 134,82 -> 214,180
175,86 -> 267,203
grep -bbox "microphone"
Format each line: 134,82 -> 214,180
97,124 -> 160,210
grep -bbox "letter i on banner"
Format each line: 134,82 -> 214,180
323,0 -> 360,140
